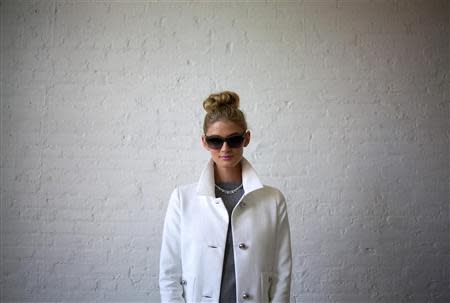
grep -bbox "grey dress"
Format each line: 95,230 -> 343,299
215,181 -> 244,303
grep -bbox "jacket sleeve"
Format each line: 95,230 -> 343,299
270,192 -> 292,303
159,187 -> 185,303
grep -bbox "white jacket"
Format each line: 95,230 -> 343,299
159,158 -> 292,303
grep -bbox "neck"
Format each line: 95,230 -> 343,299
214,163 -> 242,183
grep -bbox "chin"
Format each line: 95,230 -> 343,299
217,157 -> 242,167
221,161 -> 237,167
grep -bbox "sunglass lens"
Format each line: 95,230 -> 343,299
227,135 -> 244,148
206,137 -> 224,149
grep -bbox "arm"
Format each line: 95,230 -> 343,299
159,188 -> 184,303
270,192 -> 292,303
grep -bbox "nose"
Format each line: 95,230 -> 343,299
221,141 -> 231,152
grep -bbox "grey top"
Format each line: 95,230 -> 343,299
215,181 -> 244,303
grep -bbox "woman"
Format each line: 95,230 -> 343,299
159,91 -> 292,303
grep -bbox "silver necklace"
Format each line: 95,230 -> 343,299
214,183 -> 243,195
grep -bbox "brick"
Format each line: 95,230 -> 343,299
1,0 -> 449,302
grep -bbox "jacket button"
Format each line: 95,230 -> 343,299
242,292 -> 250,300
238,243 -> 247,249
240,202 -> 246,208
181,279 -> 187,285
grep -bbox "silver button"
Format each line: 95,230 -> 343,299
238,243 -> 247,249
242,292 -> 250,300
181,279 -> 187,285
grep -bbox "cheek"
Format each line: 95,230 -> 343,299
209,149 -> 220,156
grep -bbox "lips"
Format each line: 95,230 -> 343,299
220,155 -> 232,160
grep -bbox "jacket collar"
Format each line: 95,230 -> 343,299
196,157 -> 264,197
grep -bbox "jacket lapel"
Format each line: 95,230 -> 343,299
196,157 -> 263,197
241,158 -> 264,194
196,158 -> 216,197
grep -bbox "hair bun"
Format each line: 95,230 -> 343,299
203,91 -> 240,113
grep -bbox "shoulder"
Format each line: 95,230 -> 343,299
170,182 -> 198,200
259,185 -> 289,219
249,184 -> 287,209
259,184 -> 286,202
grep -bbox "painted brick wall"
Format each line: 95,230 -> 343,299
1,1 -> 449,302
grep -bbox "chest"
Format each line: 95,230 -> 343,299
180,194 -> 278,247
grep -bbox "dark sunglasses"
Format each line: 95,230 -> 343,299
204,131 -> 247,150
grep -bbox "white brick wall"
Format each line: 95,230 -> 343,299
1,1 -> 448,302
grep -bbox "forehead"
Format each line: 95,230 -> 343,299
205,120 -> 244,136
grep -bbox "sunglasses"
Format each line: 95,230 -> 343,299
204,131 -> 247,150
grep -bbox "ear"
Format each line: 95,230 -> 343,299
201,135 -> 210,150
243,130 -> 251,147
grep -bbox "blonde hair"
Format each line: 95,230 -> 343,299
202,91 -> 247,134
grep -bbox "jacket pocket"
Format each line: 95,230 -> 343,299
260,272 -> 274,303
181,275 -> 196,303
